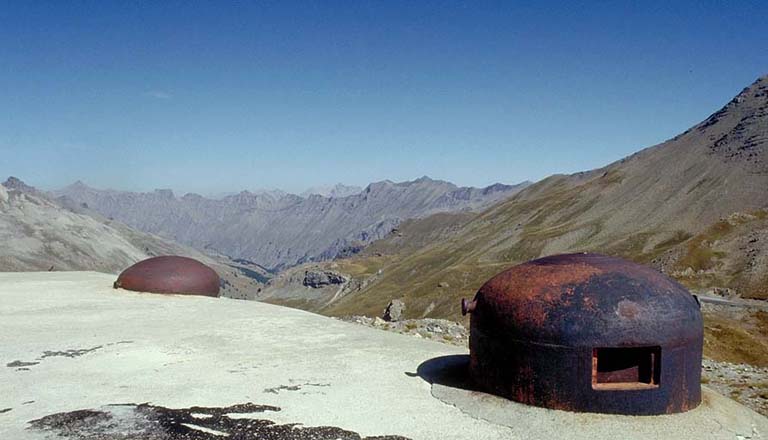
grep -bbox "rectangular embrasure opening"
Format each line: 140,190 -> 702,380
592,346 -> 660,390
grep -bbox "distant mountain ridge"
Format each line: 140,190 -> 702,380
301,183 -> 362,198
55,177 -> 530,270
0,178 -> 268,298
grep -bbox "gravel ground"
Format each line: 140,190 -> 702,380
702,358 -> 768,416
339,315 -> 469,346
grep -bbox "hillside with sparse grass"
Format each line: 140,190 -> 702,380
256,76 -> 768,370
312,75 -> 768,321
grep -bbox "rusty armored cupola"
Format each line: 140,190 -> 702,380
114,256 -> 220,297
462,253 -> 703,415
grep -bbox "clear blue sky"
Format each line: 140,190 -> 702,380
0,1 -> 766,195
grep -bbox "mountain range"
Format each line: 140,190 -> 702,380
0,178 -> 268,299
4,74 -> 767,329
54,177 -> 530,270
3,74 -> 768,399
259,74 -> 768,323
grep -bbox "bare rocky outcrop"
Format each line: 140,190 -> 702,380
303,270 -> 347,288
382,299 -> 405,322
0,183 -> 9,204
2,176 -> 39,195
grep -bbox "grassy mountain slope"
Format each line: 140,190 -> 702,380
320,75 -> 768,321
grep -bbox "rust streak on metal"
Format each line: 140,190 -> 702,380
465,253 -> 703,415
480,257 -> 603,328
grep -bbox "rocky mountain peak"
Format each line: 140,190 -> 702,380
59,180 -> 101,198
153,189 -> 175,199
482,182 -> 529,195
301,183 -> 362,198
700,74 -> 768,173
363,180 -> 395,194
3,176 -> 37,194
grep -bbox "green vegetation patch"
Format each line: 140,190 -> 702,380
704,313 -> 768,367
230,265 -> 271,283
677,220 -> 734,272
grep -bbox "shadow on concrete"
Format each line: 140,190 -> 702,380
414,354 -> 482,392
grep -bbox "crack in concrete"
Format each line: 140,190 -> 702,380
41,345 -> 104,359
263,381 -> 331,394
6,341 -> 134,370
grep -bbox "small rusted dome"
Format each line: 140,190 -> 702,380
464,253 -> 703,415
114,256 -> 220,297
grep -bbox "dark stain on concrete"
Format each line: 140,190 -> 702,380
30,409 -> 111,431
28,402 -> 411,439
0,408 -> 11,414
6,360 -> 39,368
